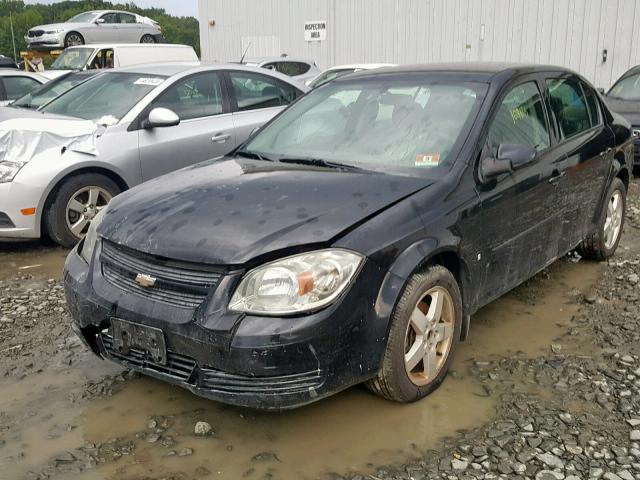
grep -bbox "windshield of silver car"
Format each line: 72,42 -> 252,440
41,72 -> 166,124
50,48 -> 94,70
609,72 -> 640,100
245,76 -> 487,173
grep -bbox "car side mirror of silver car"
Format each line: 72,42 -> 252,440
597,87 -> 605,94
144,108 -> 180,129
95,18 -> 105,24
480,143 -> 537,181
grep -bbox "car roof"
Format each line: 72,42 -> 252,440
342,62 -> 578,81
242,57 -> 315,65
0,70 -> 46,81
64,44 -> 191,50
325,63 -> 397,71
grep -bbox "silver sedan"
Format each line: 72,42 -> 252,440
25,10 -> 163,49
0,63 -> 308,246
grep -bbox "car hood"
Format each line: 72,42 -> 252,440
30,23 -> 68,31
100,158 -> 433,265
605,97 -> 640,125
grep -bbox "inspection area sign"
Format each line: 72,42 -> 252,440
304,21 -> 326,41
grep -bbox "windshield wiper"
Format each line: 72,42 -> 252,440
235,150 -> 274,162
278,157 -> 363,171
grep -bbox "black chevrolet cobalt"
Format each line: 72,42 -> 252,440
65,64 -> 633,409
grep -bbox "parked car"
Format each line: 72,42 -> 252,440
64,63 -> 633,409
603,65 -> 640,168
0,70 -> 48,106
25,10 -> 163,49
9,71 -> 97,110
306,63 -> 397,88
0,63 -> 308,246
239,56 -> 320,84
41,44 -> 199,80
0,55 -> 18,69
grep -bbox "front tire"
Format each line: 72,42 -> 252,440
45,173 -> 120,248
64,32 -> 84,47
577,177 -> 626,261
140,34 -> 156,44
366,265 -> 462,403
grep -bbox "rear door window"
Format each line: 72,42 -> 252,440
2,76 -> 42,100
546,77 -> 594,138
118,13 -> 137,24
229,71 -> 301,111
487,81 -> 550,155
152,72 -> 224,120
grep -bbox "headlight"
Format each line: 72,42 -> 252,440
45,29 -> 63,34
0,160 -> 26,183
79,207 -> 107,263
229,249 -> 363,315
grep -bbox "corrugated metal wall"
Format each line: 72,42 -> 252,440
198,0 -> 640,88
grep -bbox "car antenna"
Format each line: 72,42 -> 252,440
240,42 -> 251,63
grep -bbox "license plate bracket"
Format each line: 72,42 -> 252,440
109,318 -> 167,365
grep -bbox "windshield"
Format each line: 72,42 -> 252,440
50,48 -> 94,70
244,76 -> 487,174
66,12 -> 99,23
41,72 -> 166,124
608,72 -> 640,100
308,69 -> 358,88
12,73 -> 93,109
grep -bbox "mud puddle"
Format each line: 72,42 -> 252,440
1,258 -> 604,480
0,242 -> 68,281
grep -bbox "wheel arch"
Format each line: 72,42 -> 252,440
39,165 -> 129,237
64,31 -> 84,45
613,153 -> 630,191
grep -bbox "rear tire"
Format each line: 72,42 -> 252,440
140,34 -> 156,44
45,173 -> 120,248
64,32 -> 84,47
577,177 -> 626,261
366,265 -> 462,403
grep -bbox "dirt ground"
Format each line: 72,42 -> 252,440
1,179 -> 639,480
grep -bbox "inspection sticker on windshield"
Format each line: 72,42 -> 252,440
134,77 -> 164,86
415,153 -> 440,167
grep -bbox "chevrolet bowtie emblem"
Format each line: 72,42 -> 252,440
135,273 -> 157,288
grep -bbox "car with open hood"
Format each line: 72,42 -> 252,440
64,63 -> 633,410
0,63 -> 307,246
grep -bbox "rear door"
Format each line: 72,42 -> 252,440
544,75 -> 614,253
117,13 -> 142,42
475,77 -> 563,303
225,70 -> 303,144
138,71 -> 235,181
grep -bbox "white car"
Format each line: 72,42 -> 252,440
239,57 -> 321,85
0,63 -> 308,246
306,63 -> 397,88
0,70 -> 48,106
25,10 -> 163,49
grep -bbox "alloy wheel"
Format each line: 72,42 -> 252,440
404,286 -> 455,386
65,186 -> 112,239
66,34 -> 83,46
141,35 -> 155,43
604,190 -> 623,250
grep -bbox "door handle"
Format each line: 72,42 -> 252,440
548,171 -> 566,184
212,133 -> 231,143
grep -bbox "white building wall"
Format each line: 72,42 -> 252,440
198,0 -> 640,88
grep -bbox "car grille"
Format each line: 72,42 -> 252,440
100,240 -> 222,309
28,30 -> 44,38
100,331 -> 324,394
100,332 -> 196,381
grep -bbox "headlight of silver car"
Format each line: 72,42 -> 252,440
79,206 -> 107,263
229,249 -> 364,315
0,159 -> 26,183
45,29 -> 63,34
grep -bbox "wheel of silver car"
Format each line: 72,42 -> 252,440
45,173 -> 121,248
65,32 -> 84,47
577,177 -> 626,261
140,34 -> 156,43
366,265 -> 462,403
65,186 -> 112,239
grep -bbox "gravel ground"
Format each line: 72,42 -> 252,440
0,179 -> 639,480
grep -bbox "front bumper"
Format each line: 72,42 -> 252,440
64,242 -> 388,409
0,181 -> 40,239
25,32 -> 64,49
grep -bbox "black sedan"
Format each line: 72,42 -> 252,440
64,63 -> 633,409
604,65 -> 640,167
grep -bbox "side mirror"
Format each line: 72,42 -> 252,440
597,87 -> 605,94
143,107 -> 180,129
95,18 -> 105,24
250,126 -> 261,136
480,143 -> 537,180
